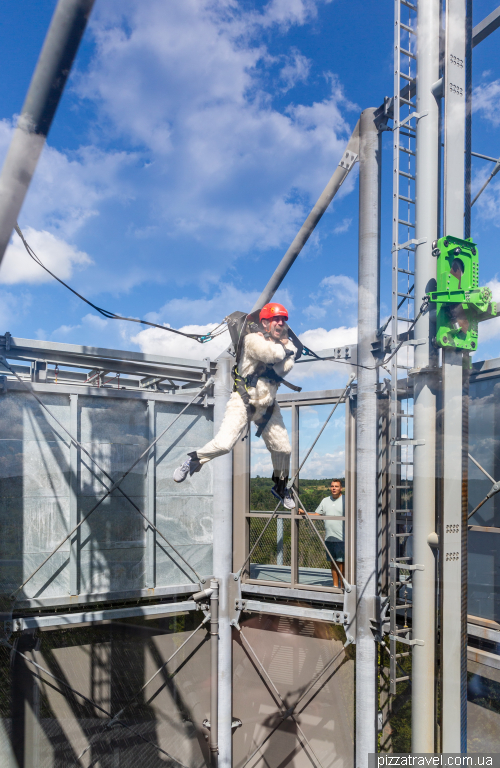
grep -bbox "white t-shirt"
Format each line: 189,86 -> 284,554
315,495 -> 345,542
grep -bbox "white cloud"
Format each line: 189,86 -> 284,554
0,227 -> 92,285
473,79 -> 500,127
74,0 -> 356,266
132,322 -> 230,361
0,290 -> 32,332
279,49 -> 311,91
333,217 -> 352,235
304,274 -> 358,320
0,121 -> 135,241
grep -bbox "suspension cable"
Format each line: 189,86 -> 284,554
14,223 -> 227,345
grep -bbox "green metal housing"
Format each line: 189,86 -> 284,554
426,235 -> 496,350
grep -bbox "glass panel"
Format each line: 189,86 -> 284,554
297,403 -> 346,586
233,614 -> 354,768
297,517 -> 333,588
248,516 -> 291,583
250,407 -> 292,511
0,612 -> 210,767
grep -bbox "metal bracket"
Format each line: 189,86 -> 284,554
408,365 -> 440,377
343,585 -> 357,644
401,338 -> 426,347
338,149 -> 358,172
396,110 -> 428,128
391,237 -> 427,253
229,572 -> 242,628
391,438 -> 425,446
390,561 -> 425,571
389,633 -> 424,647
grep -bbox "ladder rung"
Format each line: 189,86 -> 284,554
397,413 -> 414,417
400,48 -> 416,60
399,171 -> 416,180
400,129 -> 416,139
397,292 -> 414,298
401,0 -> 417,10
400,97 -> 417,107
396,556 -> 412,561
399,146 -> 416,156
395,604 -> 412,610
399,72 -> 414,82
395,675 -> 410,683
397,219 -> 415,228
395,533 -> 412,538
395,652 -> 411,658
393,626 -> 411,634
400,22 -> 416,34
398,268 -> 414,275
396,462 -> 413,465
398,195 -> 415,204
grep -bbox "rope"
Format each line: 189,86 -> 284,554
7,372 -> 214,600
14,223 -> 227,345
0,638 -> 191,768
299,296 -> 429,371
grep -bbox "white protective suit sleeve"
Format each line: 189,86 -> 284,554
196,332 -> 294,476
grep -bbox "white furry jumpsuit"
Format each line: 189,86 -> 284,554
196,333 -> 297,479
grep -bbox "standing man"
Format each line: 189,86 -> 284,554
299,479 -> 345,588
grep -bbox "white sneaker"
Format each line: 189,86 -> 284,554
173,457 -> 192,483
282,488 -> 295,510
271,484 -> 295,510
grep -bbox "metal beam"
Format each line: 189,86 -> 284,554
238,599 -> 348,625
13,599 -> 198,631
0,0 -> 95,266
212,354 -> 233,768
442,0 -> 468,752
411,0 -> 440,750
472,5 -> 500,47
356,107 -> 381,766
251,122 -> 360,312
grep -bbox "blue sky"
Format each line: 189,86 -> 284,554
1,0 -> 500,400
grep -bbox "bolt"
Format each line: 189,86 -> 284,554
454,247 -> 461,255
443,239 -> 449,247
443,336 -> 448,343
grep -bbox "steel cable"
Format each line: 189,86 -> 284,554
5,369 -> 214,600
14,223 -> 227,345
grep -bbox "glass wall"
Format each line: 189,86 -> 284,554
247,396 -> 349,592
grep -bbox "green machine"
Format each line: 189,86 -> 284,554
426,235 -> 496,350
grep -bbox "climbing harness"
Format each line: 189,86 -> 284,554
225,309 -> 303,439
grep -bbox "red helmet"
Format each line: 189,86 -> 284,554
259,302 -> 288,322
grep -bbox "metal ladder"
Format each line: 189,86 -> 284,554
388,0 -> 418,696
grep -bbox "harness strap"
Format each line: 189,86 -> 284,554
255,404 -> 275,438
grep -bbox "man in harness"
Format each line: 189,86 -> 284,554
173,302 -> 298,509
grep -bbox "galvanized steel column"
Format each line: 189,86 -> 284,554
412,0 -> 440,751
0,0 -> 95,265
442,0 -> 467,750
212,353 -> 233,768
356,107 -> 381,767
